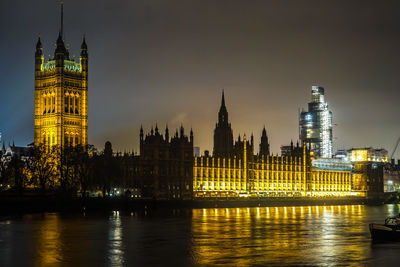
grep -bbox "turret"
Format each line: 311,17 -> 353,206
155,123 -> 159,135
180,125 -> 184,137
35,35 -> 43,72
80,35 -> 88,73
259,126 -> 270,156
190,128 -> 194,143
140,125 -> 144,143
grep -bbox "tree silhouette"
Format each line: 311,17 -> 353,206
28,144 -> 58,191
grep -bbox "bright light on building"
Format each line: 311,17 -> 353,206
299,86 -> 333,158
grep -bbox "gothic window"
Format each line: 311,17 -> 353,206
65,96 -> 68,112
70,95 -> 73,113
75,97 -> 79,114
52,95 -> 55,113
43,95 -> 46,114
75,136 -> 79,145
47,95 -> 51,113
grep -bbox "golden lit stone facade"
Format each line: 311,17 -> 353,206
34,33 -> 88,147
309,169 -> 352,196
194,136 -> 356,197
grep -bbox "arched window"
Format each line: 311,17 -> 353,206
52,95 -> 55,113
47,95 -> 51,113
70,95 -> 73,113
75,96 -> 79,114
43,95 -> 46,114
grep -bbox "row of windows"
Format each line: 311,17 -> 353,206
64,95 -> 80,114
40,81 -> 81,88
42,95 -> 56,114
41,134 -> 81,146
195,165 -> 305,171
65,135 -> 81,146
41,95 -> 81,115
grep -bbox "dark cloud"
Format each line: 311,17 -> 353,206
0,0 -> 399,158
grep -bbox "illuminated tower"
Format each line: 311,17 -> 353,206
299,86 -> 332,158
213,91 -> 234,157
34,3 -> 88,148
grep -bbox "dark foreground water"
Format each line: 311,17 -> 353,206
1,205 -> 400,266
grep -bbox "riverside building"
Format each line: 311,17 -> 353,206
193,92 -> 356,198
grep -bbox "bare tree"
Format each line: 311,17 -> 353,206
73,145 -> 95,198
28,144 -> 58,191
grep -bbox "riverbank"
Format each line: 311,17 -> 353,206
0,194 -> 386,215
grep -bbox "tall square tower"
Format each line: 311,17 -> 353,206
34,4 -> 88,148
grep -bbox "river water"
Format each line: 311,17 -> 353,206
1,204 -> 400,266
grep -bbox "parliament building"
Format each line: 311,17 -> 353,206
194,92 -> 357,198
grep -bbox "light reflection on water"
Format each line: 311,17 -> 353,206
191,205 -> 371,265
108,211 -> 124,266
0,205 -> 400,266
35,213 -> 63,266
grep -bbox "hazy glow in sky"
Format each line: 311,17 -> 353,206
0,0 -> 399,158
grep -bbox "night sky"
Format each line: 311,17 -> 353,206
1,0 -> 399,157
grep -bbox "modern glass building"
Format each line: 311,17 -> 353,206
299,86 -> 333,158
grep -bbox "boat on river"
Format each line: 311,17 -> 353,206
369,215 -> 400,241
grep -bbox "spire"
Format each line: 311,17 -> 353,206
218,90 -> 228,125
165,124 -> 169,142
262,126 -> 267,136
140,125 -> 144,142
260,126 -> 270,157
81,34 -> 88,54
36,34 -> 42,51
221,89 -> 225,108
54,1 -> 68,59
155,123 -> 159,134
190,128 -> 194,143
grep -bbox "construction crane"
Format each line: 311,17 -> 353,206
390,137 -> 400,162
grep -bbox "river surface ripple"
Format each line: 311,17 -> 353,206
1,204 -> 400,266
